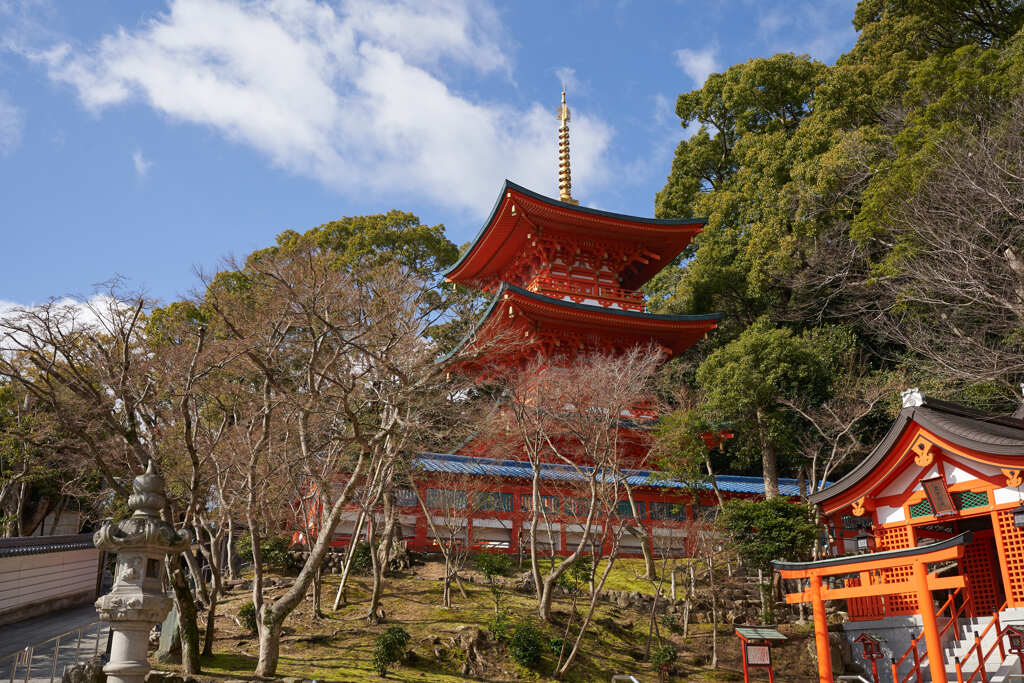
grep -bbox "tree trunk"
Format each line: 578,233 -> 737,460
312,567 -> 323,618
709,557 -> 718,668
255,617 -> 283,677
182,546 -> 210,606
254,455 -> 366,677
639,529 -> 656,580
333,509 -> 367,610
201,595 -> 217,656
168,559 -> 201,674
226,521 -> 237,581
683,564 -> 694,637
442,553 -> 452,608
555,553 -> 618,676
364,514 -> 384,624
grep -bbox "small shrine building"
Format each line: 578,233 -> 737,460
776,388 -> 1024,682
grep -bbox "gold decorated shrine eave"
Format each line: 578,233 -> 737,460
809,394 -> 1024,515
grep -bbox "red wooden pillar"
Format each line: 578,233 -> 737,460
913,560 -> 947,683
809,574 -> 833,683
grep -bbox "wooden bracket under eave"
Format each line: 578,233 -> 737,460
852,496 -> 870,516
908,434 -> 938,467
1003,468 -> 1023,488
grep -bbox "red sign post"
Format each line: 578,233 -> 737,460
735,627 -> 788,682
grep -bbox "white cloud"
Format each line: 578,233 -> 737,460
0,93 -> 23,155
0,295 -> 120,350
554,66 -> 580,93
29,0 -> 613,214
132,149 -> 153,177
673,47 -> 720,88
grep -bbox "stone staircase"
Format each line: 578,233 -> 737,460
942,608 -> 1024,681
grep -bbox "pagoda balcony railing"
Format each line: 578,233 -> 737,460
526,275 -> 645,311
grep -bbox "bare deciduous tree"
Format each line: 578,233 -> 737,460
871,96 -> 1024,394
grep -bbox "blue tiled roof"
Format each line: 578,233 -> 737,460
414,452 -> 803,497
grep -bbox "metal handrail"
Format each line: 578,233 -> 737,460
891,590 -> 950,682
954,601 -> 1009,683
891,587 -> 972,683
1,620 -> 109,683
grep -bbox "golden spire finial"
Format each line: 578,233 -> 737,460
557,90 -> 578,205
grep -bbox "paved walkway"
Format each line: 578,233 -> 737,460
0,605 -> 108,683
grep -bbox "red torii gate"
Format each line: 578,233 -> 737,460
773,532 -> 972,683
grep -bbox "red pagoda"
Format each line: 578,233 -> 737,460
329,92 -> 800,557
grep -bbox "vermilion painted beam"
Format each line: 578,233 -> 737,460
784,573 -> 965,604
778,544 -> 965,579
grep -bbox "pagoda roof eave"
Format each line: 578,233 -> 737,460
445,180 -> 708,289
438,282 -> 720,364
503,283 -> 721,324
808,395 -> 1024,509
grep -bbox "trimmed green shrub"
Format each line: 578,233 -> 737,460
556,556 -> 592,593
474,552 -> 512,579
236,533 -> 299,570
548,636 -> 565,655
651,644 -> 677,668
509,621 -> 544,669
651,644 -> 677,681
488,610 -> 513,643
349,541 -> 373,575
373,625 -> 411,677
661,613 -> 682,635
237,601 -> 257,633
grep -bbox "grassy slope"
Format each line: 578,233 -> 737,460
182,559 -> 819,682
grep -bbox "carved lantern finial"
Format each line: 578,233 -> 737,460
93,461 -> 189,683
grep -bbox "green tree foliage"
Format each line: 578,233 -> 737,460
238,601 -> 257,633
373,625 -> 411,677
651,0 -> 1024,491
695,319 -> 854,496
654,1 -> 1024,334
508,621 -> 544,669
718,498 -> 818,571
236,534 -> 295,570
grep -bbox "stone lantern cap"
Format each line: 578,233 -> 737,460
93,461 -> 189,554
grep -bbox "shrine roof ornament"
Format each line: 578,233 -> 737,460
444,180 -> 707,291
809,392 -> 1024,509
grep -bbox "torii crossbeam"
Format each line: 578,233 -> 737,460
772,532 -> 973,683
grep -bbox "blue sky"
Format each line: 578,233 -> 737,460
0,0 -> 858,306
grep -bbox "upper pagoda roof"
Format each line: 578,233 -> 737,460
445,180 -> 707,291
808,391 -> 1024,512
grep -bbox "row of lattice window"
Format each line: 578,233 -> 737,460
908,489 -> 990,518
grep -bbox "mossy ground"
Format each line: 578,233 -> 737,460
167,559 -> 820,682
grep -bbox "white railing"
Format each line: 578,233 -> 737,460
2,621 -> 110,683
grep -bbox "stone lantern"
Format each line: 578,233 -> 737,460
94,462 -> 189,683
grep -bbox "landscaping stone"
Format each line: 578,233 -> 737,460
62,658 -> 107,683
